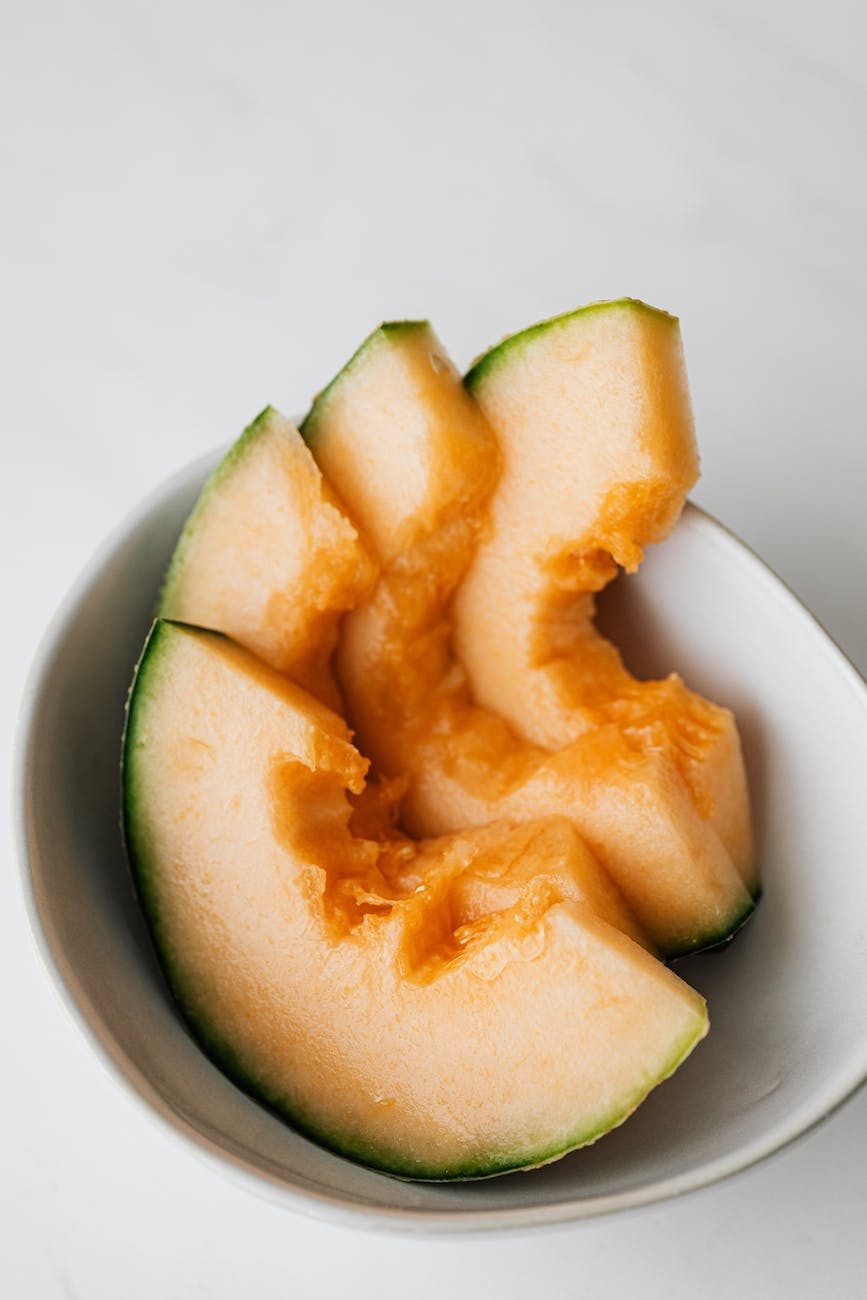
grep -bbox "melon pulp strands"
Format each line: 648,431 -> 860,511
301,316 -> 755,955
123,621 -> 708,1179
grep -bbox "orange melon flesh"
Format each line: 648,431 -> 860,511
395,818 -> 649,951
123,621 -> 708,1178
459,301 -> 755,888
305,322 -> 755,955
302,322 -> 499,566
457,300 -> 699,749
159,406 -> 376,710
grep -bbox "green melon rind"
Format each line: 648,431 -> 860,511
122,618 -> 173,939
677,885 -> 763,959
300,321 -> 430,444
464,298 -> 678,395
122,620 -> 708,1181
664,890 -> 759,962
168,978 -> 707,1183
158,407 -> 280,615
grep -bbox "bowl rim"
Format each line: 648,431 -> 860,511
14,448 -> 867,1234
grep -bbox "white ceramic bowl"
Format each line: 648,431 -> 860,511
17,450 -> 867,1232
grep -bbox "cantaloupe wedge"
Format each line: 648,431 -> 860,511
303,319 -> 756,955
122,621 -> 708,1179
159,406 -> 375,710
302,321 -> 498,566
459,301 -> 755,888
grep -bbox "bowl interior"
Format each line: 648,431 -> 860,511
19,455 -> 867,1230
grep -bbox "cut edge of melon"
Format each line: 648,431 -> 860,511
464,298 -> 678,394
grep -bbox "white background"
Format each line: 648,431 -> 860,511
3,1 -> 866,1295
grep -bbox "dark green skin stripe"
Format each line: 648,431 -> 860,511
664,890 -> 759,962
464,298 -> 677,394
122,621 -> 231,939
300,320 -> 430,444
675,886 -> 762,959
121,621 -> 705,1181
122,620 -> 177,954
158,406 -> 281,614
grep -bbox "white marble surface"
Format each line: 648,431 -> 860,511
3,0 -> 866,1294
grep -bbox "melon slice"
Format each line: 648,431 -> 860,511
159,406 -> 376,710
459,300 -> 755,888
303,321 -> 755,956
123,620 -> 708,1179
301,319 -> 498,567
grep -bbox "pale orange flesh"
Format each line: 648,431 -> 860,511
126,624 -> 707,1176
159,408 -> 376,710
307,318 -> 755,953
121,309 -> 765,1177
304,323 -> 499,568
457,303 -> 701,752
458,304 -> 754,884
339,563 -> 752,953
